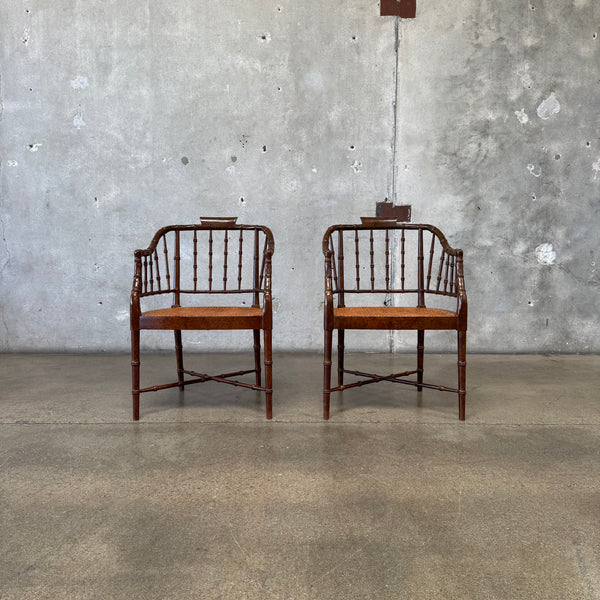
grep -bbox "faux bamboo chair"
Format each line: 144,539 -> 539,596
323,221 -> 467,420
130,220 -> 274,420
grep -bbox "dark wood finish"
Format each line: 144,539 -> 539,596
380,0 -> 416,18
323,222 -> 467,420
130,223 -> 274,420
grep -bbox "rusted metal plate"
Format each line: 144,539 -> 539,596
376,202 -> 412,222
380,0 -> 416,18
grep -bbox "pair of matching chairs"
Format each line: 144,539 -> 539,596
130,218 -> 467,421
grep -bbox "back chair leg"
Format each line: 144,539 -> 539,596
174,330 -> 184,390
323,329 -> 333,420
417,330 -> 425,391
263,328 -> 273,419
458,330 -> 467,421
253,329 -> 262,386
337,329 -> 345,387
131,329 -> 141,421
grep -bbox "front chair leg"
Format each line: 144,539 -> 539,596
323,329 -> 333,419
263,328 -> 273,419
417,330 -> 425,391
458,330 -> 467,420
174,330 -> 184,390
337,329 -> 345,387
253,329 -> 262,386
131,329 -> 141,421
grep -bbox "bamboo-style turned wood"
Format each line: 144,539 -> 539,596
130,223 -> 275,421
322,222 -> 467,421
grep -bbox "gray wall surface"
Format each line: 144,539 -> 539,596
1,0 -> 599,353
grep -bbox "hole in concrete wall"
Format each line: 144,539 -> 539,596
261,145 -> 267,153
532,194 -> 537,200
231,156 -> 237,162
586,141 -> 592,148
530,4 -> 535,9
181,156 -> 189,165
593,32 -> 597,40
554,154 -> 561,160
239,197 -> 245,205
349,145 -> 355,151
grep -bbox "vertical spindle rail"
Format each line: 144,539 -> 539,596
385,230 -> 390,291
253,228 -> 260,306
149,254 -> 154,292
443,253 -> 450,293
193,230 -> 198,291
223,230 -> 229,290
174,230 -> 181,307
259,236 -> 268,290
369,230 -> 375,290
154,248 -> 161,292
354,230 -> 360,291
436,250 -> 446,292
426,234 -> 435,291
163,236 -> 171,291
401,229 -> 406,291
417,227 -> 425,307
143,256 -> 148,293
330,238 -> 339,293
208,230 -> 213,291
337,230 -> 345,307
238,230 -> 244,290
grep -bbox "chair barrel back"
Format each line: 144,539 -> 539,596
322,223 -> 463,308
133,224 -> 274,307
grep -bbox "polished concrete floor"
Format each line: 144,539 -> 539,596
1,352 -> 599,599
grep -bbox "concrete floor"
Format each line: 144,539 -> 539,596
1,352 -> 599,599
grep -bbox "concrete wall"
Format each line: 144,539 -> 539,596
1,0 -> 598,353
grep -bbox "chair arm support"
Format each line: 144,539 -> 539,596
323,250 -> 334,329
261,249 -> 274,328
455,250 -> 468,329
130,255 -> 142,324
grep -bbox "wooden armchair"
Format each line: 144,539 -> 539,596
130,220 -> 274,420
323,221 -> 467,420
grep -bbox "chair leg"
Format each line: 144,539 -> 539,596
458,330 -> 467,421
417,330 -> 425,391
253,329 -> 262,386
323,329 -> 333,419
131,328 -> 140,421
174,330 -> 185,390
263,328 -> 273,419
337,329 -> 345,387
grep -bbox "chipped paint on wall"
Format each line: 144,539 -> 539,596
73,113 -> 86,129
515,109 -> 529,124
537,93 -> 561,120
71,76 -> 89,89
535,243 -> 556,266
593,156 -> 600,180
